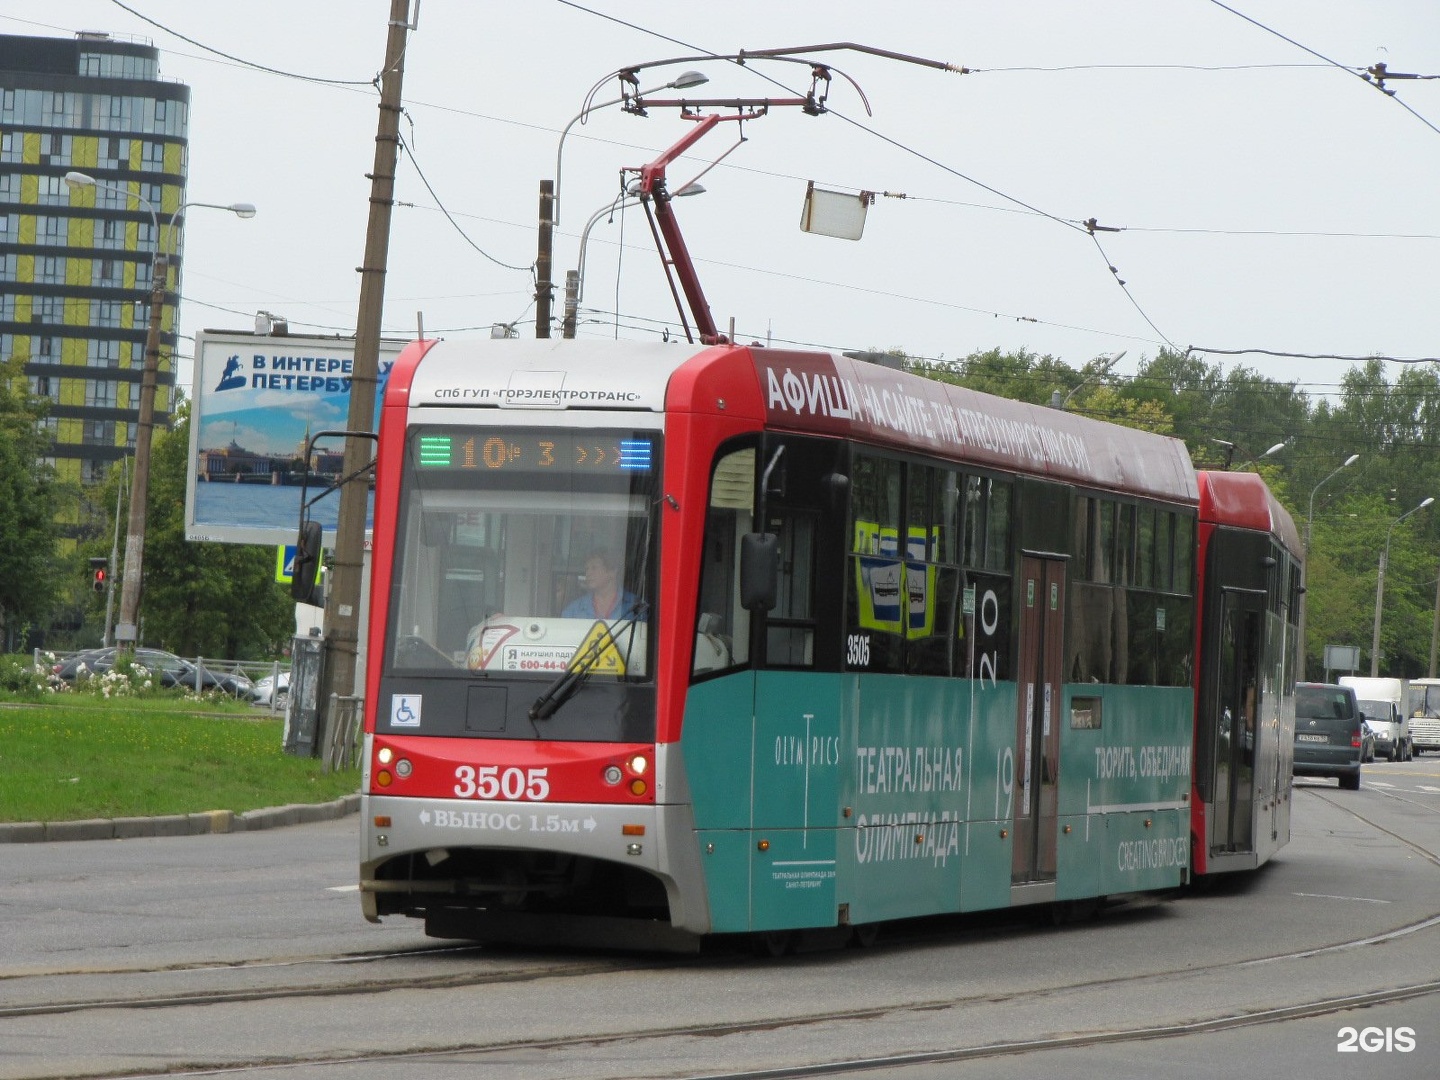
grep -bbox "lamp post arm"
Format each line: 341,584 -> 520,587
1306,455 -> 1360,546
555,95 -> 626,230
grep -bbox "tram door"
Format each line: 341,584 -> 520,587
1012,554 -> 1066,885
1212,588 -> 1263,855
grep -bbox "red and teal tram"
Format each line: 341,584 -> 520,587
1190,470 -> 1302,876
358,339 -> 1289,949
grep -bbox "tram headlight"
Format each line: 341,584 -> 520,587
377,747 -> 394,765
627,754 -> 649,775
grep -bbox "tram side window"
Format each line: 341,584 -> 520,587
1072,497 -> 1092,581
692,443 -> 756,678
1153,509 -> 1174,592
1115,503 -> 1136,586
1068,504 -> 1195,686
1095,500 -> 1116,583
846,458 -> 1011,680
1173,514 -> 1194,593
963,475 -> 1011,571
905,464 -> 963,677
1136,505 -> 1156,589
764,512 -> 817,667
850,454 -> 905,673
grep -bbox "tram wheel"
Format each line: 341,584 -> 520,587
1049,898 -> 1100,926
751,930 -> 796,958
850,924 -> 880,948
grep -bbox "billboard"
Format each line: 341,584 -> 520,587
186,329 -> 408,545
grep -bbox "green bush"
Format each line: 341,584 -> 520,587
0,655 -> 50,696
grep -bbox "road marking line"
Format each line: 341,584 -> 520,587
1292,891 -> 1391,905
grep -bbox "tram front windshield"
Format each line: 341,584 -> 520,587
386,426 -> 658,682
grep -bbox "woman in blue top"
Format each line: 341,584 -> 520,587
562,550 -> 638,620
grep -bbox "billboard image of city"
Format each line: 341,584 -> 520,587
186,329 -> 409,545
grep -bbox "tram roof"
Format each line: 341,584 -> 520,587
395,338 -> 1199,505
1198,470 -> 1302,555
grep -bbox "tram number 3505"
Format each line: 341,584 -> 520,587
454,765 -> 551,801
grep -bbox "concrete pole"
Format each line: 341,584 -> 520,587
114,257 -> 167,647
1430,566 -> 1440,678
535,180 -> 554,338
1371,545 -> 1388,678
320,0 -> 412,718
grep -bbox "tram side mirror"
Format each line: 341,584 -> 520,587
740,532 -> 780,612
821,471 -> 850,510
291,519 -> 324,605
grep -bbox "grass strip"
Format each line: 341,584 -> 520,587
0,702 -> 358,823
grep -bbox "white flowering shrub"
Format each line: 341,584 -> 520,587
0,655 -> 54,695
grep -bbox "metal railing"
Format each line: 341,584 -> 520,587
325,694 -> 363,772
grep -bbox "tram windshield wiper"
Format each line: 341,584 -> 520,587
528,605 -> 647,721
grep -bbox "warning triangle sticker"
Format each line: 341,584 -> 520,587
569,621 -> 627,676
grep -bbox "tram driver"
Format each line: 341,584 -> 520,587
562,550 -> 639,621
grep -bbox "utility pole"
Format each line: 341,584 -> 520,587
535,180 -> 554,337
1430,565 -> 1440,678
113,255 -> 168,648
319,0 -> 413,724
104,458 -> 125,648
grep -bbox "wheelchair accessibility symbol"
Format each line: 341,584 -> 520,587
391,694 -> 422,728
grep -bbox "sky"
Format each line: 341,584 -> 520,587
10,1 -> 1440,399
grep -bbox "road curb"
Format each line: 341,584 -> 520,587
0,793 -> 360,844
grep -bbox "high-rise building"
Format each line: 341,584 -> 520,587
0,31 -> 189,525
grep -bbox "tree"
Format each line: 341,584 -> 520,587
926,347 -> 1080,406
116,402 -> 294,658
0,355 -> 64,651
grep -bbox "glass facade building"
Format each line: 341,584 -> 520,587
0,31 -> 189,509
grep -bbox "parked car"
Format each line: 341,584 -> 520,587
249,671 -> 290,710
1358,720 -> 1377,763
49,647 -> 111,684
53,647 -> 189,687
1293,682 -> 1365,791
50,648 -> 252,697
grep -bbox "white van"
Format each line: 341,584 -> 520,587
1339,676 -> 1412,761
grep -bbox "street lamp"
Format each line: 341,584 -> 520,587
1297,453 -> 1358,676
553,70 -> 709,229
64,170 -> 254,647
1050,351 -> 1124,409
1238,441 -> 1288,470
561,182 -> 705,339
536,70 -> 709,337
1371,495 -> 1435,677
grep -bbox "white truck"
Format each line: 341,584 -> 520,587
1339,676 -> 1412,762
1406,679 -> 1440,756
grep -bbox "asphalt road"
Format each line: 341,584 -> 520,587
1,758 -> 1437,1080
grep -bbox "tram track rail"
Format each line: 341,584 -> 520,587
0,946 -> 645,1020
7,903 -> 1440,1031
22,973 -> 1440,1079
1301,782 -> 1440,867
9,783 -> 1439,1078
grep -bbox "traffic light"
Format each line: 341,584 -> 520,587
89,556 -> 108,594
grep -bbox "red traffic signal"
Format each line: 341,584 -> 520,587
92,568 -> 107,592
89,557 -> 108,593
